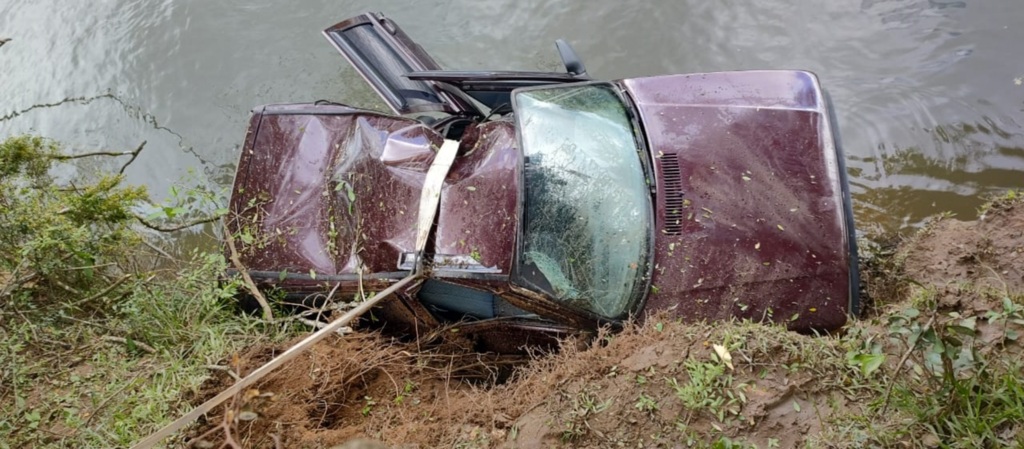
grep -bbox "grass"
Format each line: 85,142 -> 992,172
824,192 -> 1024,448
667,358 -> 747,423
828,297 -> 1024,447
0,255 -> 289,448
0,135 -> 294,448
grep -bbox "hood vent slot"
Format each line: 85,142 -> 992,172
660,153 -> 684,236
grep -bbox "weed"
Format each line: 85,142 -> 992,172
361,396 -> 377,416
906,284 -> 939,310
985,296 -> 1024,343
394,380 -> 416,405
844,292 -> 1024,448
668,358 -> 747,423
977,188 -> 1022,216
634,393 -> 659,414
560,389 -> 611,441
636,373 -> 648,386
709,436 -> 755,449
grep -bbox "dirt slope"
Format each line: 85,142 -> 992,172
184,196 -> 1024,448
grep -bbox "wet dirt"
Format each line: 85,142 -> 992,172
900,199 -> 1024,313
183,197 -> 1024,448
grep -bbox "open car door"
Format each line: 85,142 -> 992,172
323,13 -> 478,116
324,13 -> 592,116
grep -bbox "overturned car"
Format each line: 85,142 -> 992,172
225,13 -> 859,352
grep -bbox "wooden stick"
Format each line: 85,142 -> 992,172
129,274 -> 417,449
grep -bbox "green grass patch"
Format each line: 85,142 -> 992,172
0,135 -> 292,448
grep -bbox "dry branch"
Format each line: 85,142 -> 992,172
74,274 -> 132,306
51,140 -> 146,174
135,215 -> 220,233
101,335 -> 157,354
130,274 -> 418,449
881,314 -> 936,415
222,221 -> 273,321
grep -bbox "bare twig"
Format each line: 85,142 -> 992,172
55,313 -> 118,333
204,365 -> 242,382
880,314 -> 936,415
275,284 -> 352,334
101,335 -> 157,354
141,240 -> 176,261
310,281 -> 343,328
47,141 -> 147,175
54,145 -> 139,160
0,93 -> 116,122
135,215 -> 220,233
51,278 -> 82,295
297,317 -> 353,335
222,221 -> 273,321
84,372 -> 144,428
54,150 -> 137,159
74,274 -> 132,306
0,260 -> 36,299
60,263 -> 118,271
187,397 -> 242,449
118,141 -> 145,174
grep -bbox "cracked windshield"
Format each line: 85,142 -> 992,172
514,84 -> 651,319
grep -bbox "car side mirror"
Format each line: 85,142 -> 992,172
555,39 -> 589,79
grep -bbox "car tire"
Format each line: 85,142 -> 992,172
823,88 -> 862,317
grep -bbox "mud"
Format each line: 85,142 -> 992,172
900,199 -> 1024,313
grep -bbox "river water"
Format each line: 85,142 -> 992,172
2,0 -> 1023,236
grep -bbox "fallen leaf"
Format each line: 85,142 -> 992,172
713,344 -> 734,370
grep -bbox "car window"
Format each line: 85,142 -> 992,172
513,84 -> 652,319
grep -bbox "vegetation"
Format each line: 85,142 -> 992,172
0,136 -> 291,448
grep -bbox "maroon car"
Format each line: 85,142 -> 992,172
226,13 -> 859,351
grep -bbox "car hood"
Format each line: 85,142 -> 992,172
622,71 -> 851,331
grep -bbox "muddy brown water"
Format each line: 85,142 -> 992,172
1,0 -> 1022,236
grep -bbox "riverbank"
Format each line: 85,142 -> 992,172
3,134 -> 1020,447
185,193 -> 1024,448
